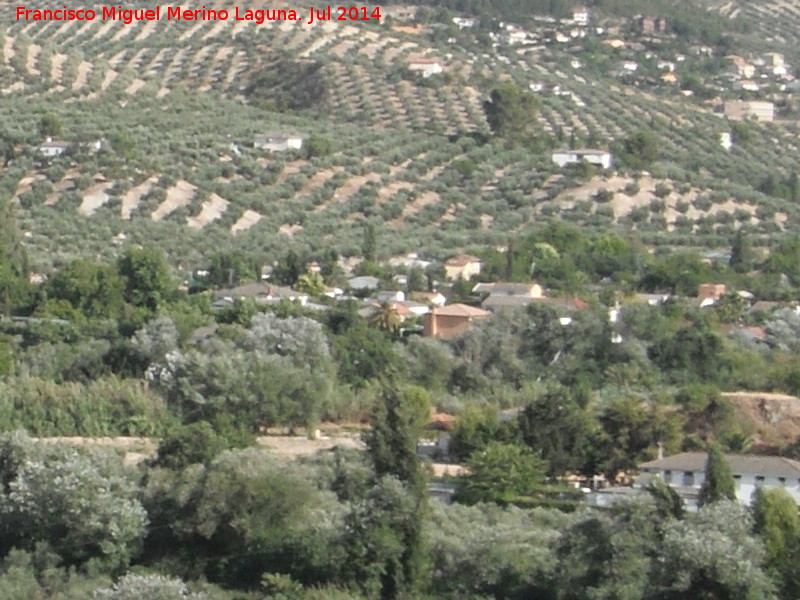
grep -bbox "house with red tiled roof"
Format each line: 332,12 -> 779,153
424,303 -> 489,340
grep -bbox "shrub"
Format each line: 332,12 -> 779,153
594,188 -> 614,203
654,183 -> 671,198
623,182 -> 640,196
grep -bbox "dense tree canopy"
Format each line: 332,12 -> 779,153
483,83 -> 543,146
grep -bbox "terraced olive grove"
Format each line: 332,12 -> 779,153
2,0 -> 800,270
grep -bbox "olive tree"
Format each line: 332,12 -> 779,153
0,431 -> 147,571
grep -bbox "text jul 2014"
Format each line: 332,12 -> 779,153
15,5 -> 383,25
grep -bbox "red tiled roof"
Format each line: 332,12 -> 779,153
433,303 -> 489,317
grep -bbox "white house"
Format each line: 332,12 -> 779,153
589,452 -> 800,510
253,133 -> 304,152
407,58 -> 444,78
38,139 -> 72,157
572,6 -> 589,25
657,60 -> 676,72
452,16 -> 477,29
444,254 -> 482,281
505,28 -> 529,45
376,290 -> 405,303
763,51 -> 785,67
552,149 -> 613,170
638,453 -> 800,510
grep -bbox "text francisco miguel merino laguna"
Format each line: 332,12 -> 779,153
16,5 -> 383,25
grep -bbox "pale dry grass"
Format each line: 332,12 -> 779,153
121,175 -> 158,219
186,193 -> 230,229
151,180 -> 197,221
78,181 -> 113,215
72,60 -> 92,91
231,209 -> 263,233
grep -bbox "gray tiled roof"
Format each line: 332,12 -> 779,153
639,452 -> 800,478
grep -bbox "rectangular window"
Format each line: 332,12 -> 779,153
733,474 -> 742,489
755,476 -> 766,487
779,477 -> 786,487
683,471 -> 695,486
663,469 -> 672,484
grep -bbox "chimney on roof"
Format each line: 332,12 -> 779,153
657,442 -> 664,460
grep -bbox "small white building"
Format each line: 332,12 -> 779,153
505,28 -> 529,45
253,133 -> 304,152
376,290 -> 405,303
763,51 -> 785,67
38,139 -> 72,157
720,132 -> 733,150
657,60 -> 676,72
444,254 -> 482,281
552,149 -> 613,170
572,6 -> 589,25
407,58 -> 444,78
452,16 -> 477,29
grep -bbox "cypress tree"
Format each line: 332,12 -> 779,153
698,443 -> 736,506
729,230 -> 753,274
355,382 -> 428,600
0,196 -> 28,313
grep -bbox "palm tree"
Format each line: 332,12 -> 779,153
295,271 -> 325,297
369,302 -> 401,332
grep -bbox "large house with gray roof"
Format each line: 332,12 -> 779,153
589,452 -> 800,510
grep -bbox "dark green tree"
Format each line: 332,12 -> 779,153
698,443 -> 735,506
304,135 -> 332,159
39,113 -> 62,137
596,396 -> 681,478
517,385 -> 598,476
151,421 -> 231,470
367,384 -> 425,488
649,323 -> 726,384
457,442 -> 547,504
355,383 -> 428,600
752,488 -> 800,600
483,83 -> 542,146
765,237 -> 800,286
618,130 -> 659,170
44,259 -> 125,320
729,230 -> 754,274
207,251 -> 258,287
362,222 -> 378,263
117,246 -> 176,313
788,171 -> 799,203
646,477 -> 685,520
0,196 -> 29,313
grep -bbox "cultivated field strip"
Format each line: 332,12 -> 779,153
6,0 -> 800,247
